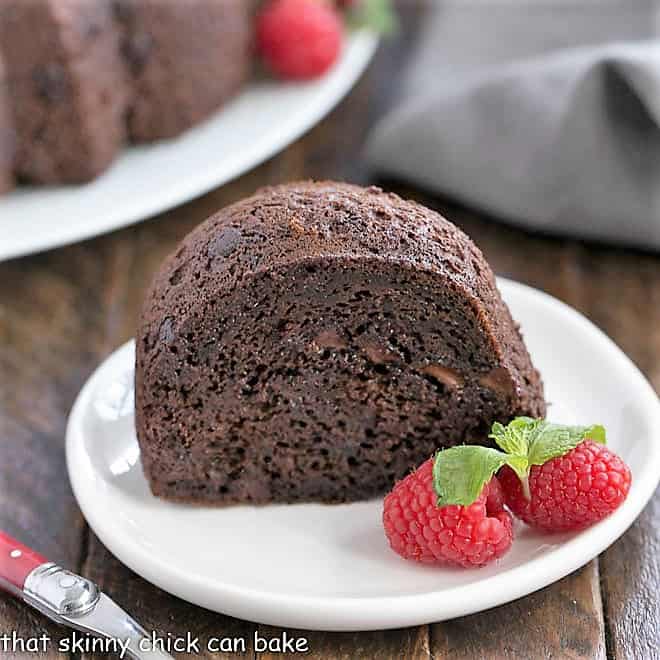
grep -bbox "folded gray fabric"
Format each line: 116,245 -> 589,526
366,1 -> 660,249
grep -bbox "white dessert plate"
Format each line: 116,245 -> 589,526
0,32 -> 377,262
66,279 -> 660,631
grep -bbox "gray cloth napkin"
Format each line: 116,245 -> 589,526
365,1 -> 660,249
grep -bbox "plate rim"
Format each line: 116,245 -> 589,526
65,278 -> 660,631
0,32 -> 378,262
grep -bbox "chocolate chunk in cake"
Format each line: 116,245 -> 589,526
135,182 -> 546,505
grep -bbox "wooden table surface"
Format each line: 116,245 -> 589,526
1,5 -> 658,659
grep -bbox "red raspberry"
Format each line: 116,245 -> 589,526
383,459 -> 513,567
499,440 -> 631,532
256,0 -> 344,80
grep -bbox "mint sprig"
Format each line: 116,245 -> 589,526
346,0 -> 398,35
433,418 -> 606,507
432,446 -> 511,508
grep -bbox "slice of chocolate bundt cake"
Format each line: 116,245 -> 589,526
115,0 -> 251,142
135,182 -> 545,505
0,0 -> 128,184
0,53 -> 14,194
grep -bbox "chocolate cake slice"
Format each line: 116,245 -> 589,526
0,0 -> 128,184
135,182 -> 545,504
115,0 -> 251,142
0,53 -> 14,194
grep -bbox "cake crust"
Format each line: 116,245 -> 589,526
135,182 -> 546,504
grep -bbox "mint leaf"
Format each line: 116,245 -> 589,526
346,0 -> 398,35
527,422 -> 606,466
489,416 -> 538,456
489,417 -> 607,468
433,446 -> 510,507
585,424 -> 606,444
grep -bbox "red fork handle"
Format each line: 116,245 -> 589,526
0,531 -> 48,597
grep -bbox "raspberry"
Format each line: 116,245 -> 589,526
499,440 -> 632,532
256,0 -> 344,80
383,459 -> 513,567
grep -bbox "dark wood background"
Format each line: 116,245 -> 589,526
1,4 -> 658,658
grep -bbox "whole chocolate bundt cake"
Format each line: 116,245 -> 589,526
135,182 -> 545,504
